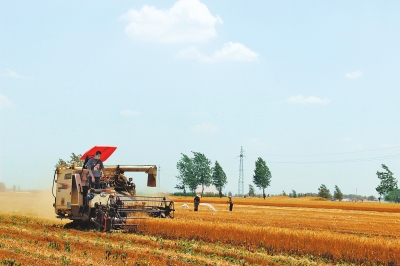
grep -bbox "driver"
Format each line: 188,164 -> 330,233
86,151 -> 106,189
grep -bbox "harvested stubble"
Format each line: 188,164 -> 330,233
0,213 -> 323,265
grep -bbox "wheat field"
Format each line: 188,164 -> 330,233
1,192 -> 399,265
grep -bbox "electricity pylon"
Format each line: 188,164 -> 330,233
238,146 -> 244,196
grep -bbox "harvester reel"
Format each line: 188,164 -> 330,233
150,200 -> 175,219
114,178 -> 125,188
166,202 -> 175,219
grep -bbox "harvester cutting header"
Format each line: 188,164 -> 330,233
52,146 -> 174,232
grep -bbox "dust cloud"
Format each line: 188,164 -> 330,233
0,190 -> 60,220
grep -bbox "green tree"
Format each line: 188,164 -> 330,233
333,185 -> 343,201
55,158 -> 67,168
282,191 -> 287,196
292,190 -> 297,198
248,184 -> 255,197
174,183 -> 187,194
192,152 -> 212,197
68,153 -> 83,167
175,152 -> 213,196
385,189 -> 400,202
318,184 -> 331,200
367,195 -> 376,201
252,157 -> 272,200
375,164 -> 397,199
55,152 -> 83,168
211,161 -> 228,198
176,153 -> 196,194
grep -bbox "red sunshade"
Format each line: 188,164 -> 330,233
79,146 -> 117,162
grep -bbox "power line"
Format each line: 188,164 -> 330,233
246,145 -> 400,157
266,154 -> 400,164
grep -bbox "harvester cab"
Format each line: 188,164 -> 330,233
52,146 -> 174,232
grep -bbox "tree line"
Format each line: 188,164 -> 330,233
315,164 -> 399,202
174,152 -> 399,202
175,152 -> 272,198
260,164 -> 397,202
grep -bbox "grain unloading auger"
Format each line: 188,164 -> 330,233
52,146 -> 174,232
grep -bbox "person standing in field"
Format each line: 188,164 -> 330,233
194,194 -> 201,211
228,196 -> 233,211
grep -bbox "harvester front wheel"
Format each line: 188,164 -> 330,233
94,211 -> 105,231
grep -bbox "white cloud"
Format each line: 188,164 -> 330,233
345,70 -> 363,79
2,69 -> 27,79
178,42 -> 259,63
121,0 -> 223,44
214,42 -> 259,62
190,123 -> 218,133
285,95 -> 330,105
0,94 -> 12,109
120,110 -> 140,117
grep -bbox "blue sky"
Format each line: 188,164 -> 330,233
1,0 -> 400,197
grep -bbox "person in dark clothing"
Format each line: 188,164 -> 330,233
86,151 -> 106,189
194,194 -> 201,211
228,196 -> 233,211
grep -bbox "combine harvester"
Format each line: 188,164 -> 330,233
52,146 -> 174,232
